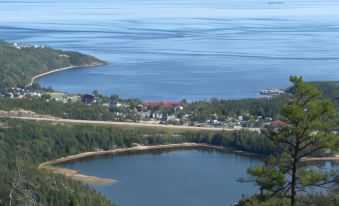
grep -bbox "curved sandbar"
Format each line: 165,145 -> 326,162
39,143 -> 265,185
38,164 -> 117,185
26,63 -> 107,87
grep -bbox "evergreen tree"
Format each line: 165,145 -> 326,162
244,76 -> 339,206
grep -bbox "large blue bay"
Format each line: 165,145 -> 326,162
1,0 -> 339,100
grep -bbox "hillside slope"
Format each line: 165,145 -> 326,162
0,40 -> 106,90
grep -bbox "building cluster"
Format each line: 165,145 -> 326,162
1,88 -> 280,129
193,114 -> 271,129
0,87 -> 82,104
11,42 -> 45,50
260,88 -> 285,96
1,87 -> 43,99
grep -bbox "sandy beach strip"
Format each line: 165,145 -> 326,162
26,63 -> 105,87
39,164 -> 117,185
301,155 -> 339,161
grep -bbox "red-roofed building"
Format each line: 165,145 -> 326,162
163,101 -> 186,106
145,101 -> 162,106
144,101 -> 186,107
271,120 -> 287,126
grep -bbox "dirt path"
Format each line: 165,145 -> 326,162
2,115 -> 261,132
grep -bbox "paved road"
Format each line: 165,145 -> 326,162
1,115 -> 261,132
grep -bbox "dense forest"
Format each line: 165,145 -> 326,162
0,40 -> 106,90
0,118 -> 272,205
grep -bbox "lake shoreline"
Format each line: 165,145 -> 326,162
39,143 -> 265,185
26,62 -> 108,87
39,143 -> 339,185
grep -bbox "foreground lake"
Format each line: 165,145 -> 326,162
58,148 -> 261,206
1,0 -> 339,100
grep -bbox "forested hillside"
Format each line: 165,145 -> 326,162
311,81 -> 339,105
0,40 -> 105,90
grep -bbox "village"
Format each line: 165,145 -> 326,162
0,87 -> 283,129
11,42 -> 45,50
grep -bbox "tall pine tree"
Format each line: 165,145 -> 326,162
245,76 -> 338,206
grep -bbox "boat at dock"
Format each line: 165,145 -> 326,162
260,88 -> 285,96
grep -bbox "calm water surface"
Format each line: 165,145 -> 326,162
59,149 -> 262,206
1,0 -> 339,100
59,148 -> 339,206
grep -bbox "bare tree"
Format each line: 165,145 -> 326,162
8,161 -> 42,206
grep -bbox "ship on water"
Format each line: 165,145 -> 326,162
260,88 -> 285,96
